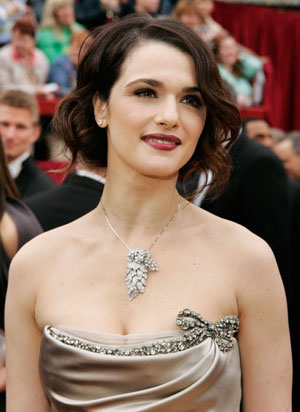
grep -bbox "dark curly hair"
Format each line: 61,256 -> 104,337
53,14 -> 241,195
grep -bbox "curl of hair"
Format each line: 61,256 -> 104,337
53,14 -> 241,197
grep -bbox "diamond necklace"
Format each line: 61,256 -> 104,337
101,201 -> 180,300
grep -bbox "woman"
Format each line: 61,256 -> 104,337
37,0 -> 84,64
212,34 -> 264,107
5,15 -> 292,411
0,0 -> 26,46
0,17 -> 50,95
0,135 -> 42,410
173,0 -> 226,45
172,0 -> 202,30
48,30 -> 89,96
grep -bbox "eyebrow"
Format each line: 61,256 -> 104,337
125,78 -> 201,93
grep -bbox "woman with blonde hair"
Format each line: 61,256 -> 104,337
172,0 -> 202,30
37,0 -> 83,63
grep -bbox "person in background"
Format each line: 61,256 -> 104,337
172,0 -> 202,31
242,117 -> 273,148
37,0 -> 84,64
134,0 -> 160,16
0,0 -> 27,47
48,30 -> 89,96
273,130 -> 300,410
194,0 -> 226,44
0,17 -> 51,96
29,0 -> 46,23
5,15 -> 291,411
270,127 -> 286,145
212,35 -> 263,107
273,131 -> 300,181
25,161 -> 105,231
0,135 -> 42,411
0,90 -> 55,199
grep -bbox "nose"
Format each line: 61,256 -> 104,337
155,96 -> 179,129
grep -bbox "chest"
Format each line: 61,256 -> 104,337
35,236 -> 238,335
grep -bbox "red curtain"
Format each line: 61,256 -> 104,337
213,1 -> 300,131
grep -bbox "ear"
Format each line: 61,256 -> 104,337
93,94 -> 108,128
30,125 -> 41,144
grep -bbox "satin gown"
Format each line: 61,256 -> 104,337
39,309 -> 241,411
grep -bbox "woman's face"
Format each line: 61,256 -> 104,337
55,4 -> 74,25
218,37 -> 238,66
94,41 -> 207,179
179,10 -> 201,28
196,0 -> 214,18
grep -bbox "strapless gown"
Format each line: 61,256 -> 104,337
39,309 -> 241,411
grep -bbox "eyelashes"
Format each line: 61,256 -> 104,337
133,88 -> 203,108
133,88 -> 157,98
181,95 -> 202,108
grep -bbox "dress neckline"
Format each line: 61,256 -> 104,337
44,309 -> 239,340
44,309 -> 240,354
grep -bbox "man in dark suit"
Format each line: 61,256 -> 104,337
201,130 -> 290,286
0,90 -> 55,199
25,169 -> 105,231
200,131 -> 297,408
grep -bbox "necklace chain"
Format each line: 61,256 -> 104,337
101,201 -> 180,251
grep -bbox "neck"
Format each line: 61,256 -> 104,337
223,64 -> 233,73
98,165 -> 182,245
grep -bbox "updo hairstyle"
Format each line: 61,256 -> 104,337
53,14 -> 241,194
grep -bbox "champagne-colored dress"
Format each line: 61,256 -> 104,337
39,309 -> 241,411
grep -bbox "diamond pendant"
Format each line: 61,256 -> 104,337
125,249 -> 159,300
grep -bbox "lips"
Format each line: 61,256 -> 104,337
142,133 -> 181,151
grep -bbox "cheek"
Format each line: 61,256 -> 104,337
109,100 -> 151,132
186,111 -> 206,142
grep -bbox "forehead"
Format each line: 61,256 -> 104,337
246,120 -> 270,134
56,4 -> 72,12
0,104 -> 34,124
221,37 -> 236,47
117,41 -> 197,86
276,139 -> 293,154
13,30 -> 33,39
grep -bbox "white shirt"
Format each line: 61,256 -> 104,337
8,151 -> 30,179
76,168 -> 106,185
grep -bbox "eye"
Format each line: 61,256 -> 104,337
181,95 -> 202,108
133,88 -> 157,98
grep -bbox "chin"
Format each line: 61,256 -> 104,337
137,163 -> 181,181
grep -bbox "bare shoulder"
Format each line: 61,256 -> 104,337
9,216 -> 90,288
187,202 -> 279,280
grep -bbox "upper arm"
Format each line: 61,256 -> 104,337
237,239 -> 292,411
5,248 -> 50,411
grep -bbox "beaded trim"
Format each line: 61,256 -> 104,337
47,309 -> 239,356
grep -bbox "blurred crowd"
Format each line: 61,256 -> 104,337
0,0 -> 300,410
0,0 -> 268,106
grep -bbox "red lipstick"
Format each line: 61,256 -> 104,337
142,133 -> 181,151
